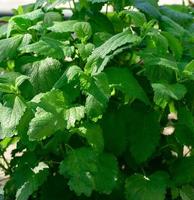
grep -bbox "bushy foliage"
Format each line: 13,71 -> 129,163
0,0 -> 194,199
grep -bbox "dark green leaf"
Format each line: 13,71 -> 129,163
105,67 -> 149,104
16,162 -> 49,200
125,171 -> 168,200
59,147 -> 118,196
127,108 -> 160,163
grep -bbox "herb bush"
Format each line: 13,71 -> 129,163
0,0 -> 194,199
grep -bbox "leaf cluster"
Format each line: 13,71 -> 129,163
0,0 -> 194,199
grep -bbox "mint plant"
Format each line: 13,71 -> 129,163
0,0 -> 194,199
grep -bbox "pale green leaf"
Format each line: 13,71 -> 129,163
47,20 -> 78,33
65,106 -> 85,129
0,96 -> 26,139
38,89 -> 67,113
73,22 -> 92,41
27,108 -> 63,141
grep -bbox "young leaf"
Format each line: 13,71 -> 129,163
73,22 -> 92,41
183,60 -> 194,80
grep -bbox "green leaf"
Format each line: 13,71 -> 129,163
59,147 -> 118,196
125,171 -> 168,200
33,89 -> 67,114
73,22 -> 92,41
101,107 -> 128,156
134,0 -> 161,19
146,31 -> 168,56
93,32 -> 112,47
152,83 -> 187,109
85,29 -> 141,74
77,123 -> 104,152
21,57 -> 61,93
43,11 -> 63,27
53,66 -> 82,89
180,185 -> 194,200
183,60 -> 194,80
105,67 -> 149,104
77,43 -> 95,60
160,6 -> 193,27
0,24 -> 8,39
16,162 -> 49,200
125,10 -> 147,27
127,108 -> 160,163
65,106 -> 85,129
162,31 -> 183,60
171,157 -> 194,185
27,108 -> 63,141
144,56 -> 179,82
7,9 -> 44,37
160,16 -> 186,38
82,73 -> 111,120
0,95 -> 26,139
20,37 -> 65,59
0,35 -> 23,63
47,20 -> 78,33
175,108 -> 194,146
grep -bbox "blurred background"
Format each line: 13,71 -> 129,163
0,0 -> 192,15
